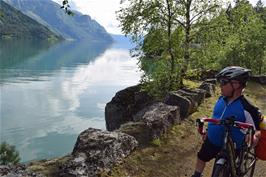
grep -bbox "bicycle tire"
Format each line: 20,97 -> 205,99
243,160 -> 256,177
236,141 -> 257,177
242,149 -> 256,177
211,163 -> 230,177
227,135 -> 237,177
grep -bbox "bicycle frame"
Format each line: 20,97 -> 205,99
196,117 -> 257,177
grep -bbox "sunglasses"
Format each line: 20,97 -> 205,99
218,79 -> 241,86
218,79 -> 230,86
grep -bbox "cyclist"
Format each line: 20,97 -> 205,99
191,66 -> 262,177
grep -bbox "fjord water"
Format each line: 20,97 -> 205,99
0,38 -> 141,162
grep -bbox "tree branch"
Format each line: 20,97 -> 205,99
190,5 -> 218,24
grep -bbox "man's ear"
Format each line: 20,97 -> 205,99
234,83 -> 244,90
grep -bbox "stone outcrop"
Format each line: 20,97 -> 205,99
199,82 -> 216,98
59,81 -> 212,176
181,88 -> 206,105
250,75 -> 266,85
59,128 -> 138,177
200,69 -> 217,80
165,92 -> 192,119
105,85 -> 155,131
204,78 -> 217,85
119,102 -> 180,145
0,164 -> 44,177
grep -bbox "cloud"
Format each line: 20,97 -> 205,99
52,0 -> 266,34
70,0 -> 122,34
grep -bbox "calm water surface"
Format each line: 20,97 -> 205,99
0,38 -> 141,162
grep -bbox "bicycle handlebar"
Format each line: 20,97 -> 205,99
196,117 -> 255,135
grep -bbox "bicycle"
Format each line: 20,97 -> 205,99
196,117 -> 257,177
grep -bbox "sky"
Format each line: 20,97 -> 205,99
53,0 -> 266,35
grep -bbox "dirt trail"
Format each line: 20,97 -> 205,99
106,82 -> 266,177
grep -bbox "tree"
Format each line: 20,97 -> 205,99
61,0 -> 74,15
193,0 -> 266,74
0,142 -> 20,165
117,0 -> 221,96
221,0 -> 266,74
173,0 -> 220,84
118,0 -> 182,96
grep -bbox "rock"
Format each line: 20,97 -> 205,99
119,121 -> 151,146
105,85 -> 154,131
250,75 -> 266,85
165,92 -> 192,119
120,102 -> 180,145
176,90 -> 200,113
181,88 -> 206,105
199,82 -> 216,97
60,128 -> 138,177
200,69 -> 217,80
0,164 -> 44,177
142,102 -> 180,139
204,78 -> 217,85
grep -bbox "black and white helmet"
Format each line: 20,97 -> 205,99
216,66 -> 251,83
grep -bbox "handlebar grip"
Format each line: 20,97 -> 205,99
196,119 -> 205,135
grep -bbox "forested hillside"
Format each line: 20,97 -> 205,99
0,0 -> 61,40
117,0 -> 266,97
4,0 -> 113,42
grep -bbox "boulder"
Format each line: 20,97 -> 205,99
204,78 -> 217,85
250,75 -> 266,85
120,102 -> 180,145
200,69 -> 217,80
181,88 -> 206,105
119,121 -> 151,146
164,92 -> 192,119
142,102 -> 180,138
0,164 -> 44,177
105,85 -> 154,131
199,82 -> 216,97
176,90 -> 198,113
60,128 -> 138,177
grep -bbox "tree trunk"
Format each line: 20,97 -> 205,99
180,0 -> 192,86
166,0 -> 175,90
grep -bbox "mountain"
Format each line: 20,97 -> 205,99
4,0 -> 113,42
0,0 -> 62,40
111,34 -> 134,49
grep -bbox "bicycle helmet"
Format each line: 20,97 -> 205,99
216,66 -> 251,84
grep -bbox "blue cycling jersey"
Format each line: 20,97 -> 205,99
208,96 -> 255,149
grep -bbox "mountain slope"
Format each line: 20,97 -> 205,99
0,0 -> 62,40
4,0 -> 113,42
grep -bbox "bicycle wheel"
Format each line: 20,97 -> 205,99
211,163 -> 230,177
243,161 -> 256,177
241,149 -> 256,177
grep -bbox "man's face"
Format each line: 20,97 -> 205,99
218,78 -> 241,97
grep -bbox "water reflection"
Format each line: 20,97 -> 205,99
0,38 -> 141,162
0,39 -> 111,83
0,39 -> 52,69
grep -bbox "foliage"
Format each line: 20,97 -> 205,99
118,0 -> 221,97
6,0 -> 112,42
151,138 -> 162,147
140,57 -> 181,98
118,0 -> 266,94
0,142 -> 20,165
61,0 -> 74,15
192,0 -> 266,74
0,1 -> 61,41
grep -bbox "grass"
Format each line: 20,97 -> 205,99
103,82 -> 265,177
101,85 -> 220,177
26,82 -> 265,177
151,138 -> 162,147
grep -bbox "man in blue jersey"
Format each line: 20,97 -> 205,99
191,66 -> 262,177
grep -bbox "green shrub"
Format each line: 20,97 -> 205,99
151,138 -> 161,147
0,142 -> 20,165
